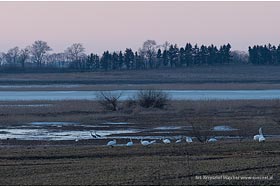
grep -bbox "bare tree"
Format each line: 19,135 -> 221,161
46,53 -> 67,68
231,50 -> 249,64
0,52 -> 5,66
19,47 -> 30,68
97,91 -> 122,111
161,41 -> 171,51
65,43 -> 86,69
5,47 -> 20,66
139,40 -> 157,68
30,40 -> 52,67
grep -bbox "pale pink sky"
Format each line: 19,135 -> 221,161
1,1 -> 280,54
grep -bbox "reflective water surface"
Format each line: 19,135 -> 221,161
0,89 -> 280,101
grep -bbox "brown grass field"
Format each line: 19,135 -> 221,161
0,65 -> 280,90
0,141 -> 280,185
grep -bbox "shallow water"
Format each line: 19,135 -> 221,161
0,128 -> 140,141
154,126 -> 182,130
0,121 -> 141,140
0,120 -> 279,142
212,125 -> 238,131
1,89 -> 280,101
0,121 -> 196,141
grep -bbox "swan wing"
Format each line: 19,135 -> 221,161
259,136 -> 266,142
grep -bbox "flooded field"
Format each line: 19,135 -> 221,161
1,121 -> 279,143
0,121 -> 139,141
0,121 -> 183,141
0,98 -> 280,145
0,90 -> 280,185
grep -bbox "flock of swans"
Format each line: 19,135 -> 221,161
86,127 -> 266,147
89,130 -> 197,147
105,136 -> 193,147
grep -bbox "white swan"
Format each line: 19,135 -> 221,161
162,138 -> 171,144
175,139 -> 182,143
207,138 -> 218,142
254,127 -> 265,142
126,138 -> 133,146
141,139 -> 150,146
149,140 -> 156,144
175,136 -> 183,143
107,139 -> 117,147
253,134 -> 261,141
185,136 -> 193,143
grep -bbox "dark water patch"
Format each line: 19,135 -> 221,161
0,131 -> 10,134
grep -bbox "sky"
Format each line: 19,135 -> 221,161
1,1 -> 280,54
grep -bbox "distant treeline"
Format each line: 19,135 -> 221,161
249,44 -> 280,65
0,40 -> 279,72
93,43 -> 232,71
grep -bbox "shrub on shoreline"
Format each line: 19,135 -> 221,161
136,90 -> 169,109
